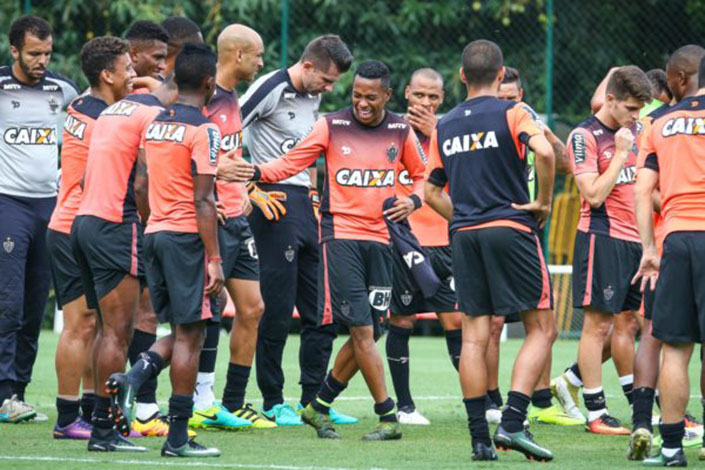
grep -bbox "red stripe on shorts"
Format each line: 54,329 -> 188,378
535,235 -> 551,310
130,223 -> 138,277
582,233 -> 596,305
321,243 -> 333,325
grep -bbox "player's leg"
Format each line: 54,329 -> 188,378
386,314 -> 418,419
485,315 -> 505,423
438,312 -> 462,370
612,310 -> 639,407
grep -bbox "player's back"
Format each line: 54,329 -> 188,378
144,103 -> 220,234
78,94 -> 163,224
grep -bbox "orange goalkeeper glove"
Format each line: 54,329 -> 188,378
247,183 -> 287,222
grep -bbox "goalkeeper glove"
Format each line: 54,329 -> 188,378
247,183 -> 287,222
309,189 -> 320,220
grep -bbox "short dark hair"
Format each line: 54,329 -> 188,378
462,40 -> 503,87
174,43 -> 216,92
645,68 -> 672,101
161,16 -> 202,58
9,15 -> 52,50
81,36 -> 130,88
300,34 -> 353,73
410,68 -> 443,86
124,20 -> 169,45
606,65 -> 652,103
699,55 -> 705,89
502,66 -> 522,90
667,44 -> 705,77
354,60 -> 390,89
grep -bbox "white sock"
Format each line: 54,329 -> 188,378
662,447 -> 680,458
135,402 -> 160,421
194,372 -> 216,410
565,369 -> 583,388
618,374 -> 634,387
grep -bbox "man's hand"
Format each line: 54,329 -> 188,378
205,259 -> 225,296
631,247 -> 660,292
614,128 -> 635,155
511,200 -> 551,229
383,197 -> 416,223
309,189 -> 320,220
215,201 -> 227,225
247,183 -> 287,221
218,152 -> 255,182
406,105 -> 437,137
242,197 -> 253,217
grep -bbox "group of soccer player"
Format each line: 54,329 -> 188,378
1,11 -> 705,467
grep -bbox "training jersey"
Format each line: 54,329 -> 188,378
48,96 -> 107,234
396,130 -> 449,247
638,95 -> 705,238
240,68 -> 321,188
143,104 -> 221,234
257,107 -> 426,244
206,85 -> 246,218
78,94 -> 163,224
568,116 -> 640,242
427,96 -> 543,234
0,66 -> 79,198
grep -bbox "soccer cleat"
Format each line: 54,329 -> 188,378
300,403 -> 340,439
296,402 -> 358,425
397,406 -> 430,426
161,439 -> 221,458
472,442 -> 498,461
133,412 -> 196,438
528,404 -> 585,426
643,449 -> 687,467
551,375 -> 585,422
362,421 -> 402,441
699,446 -> 705,461
493,425 -> 553,462
0,394 -> 36,423
485,404 -> 502,425
685,413 -> 700,428
628,427 -> 653,461
585,414 -> 630,435
189,403 -> 252,431
53,417 -> 93,439
262,403 -> 302,426
231,403 -> 277,429
87,429 -> 148,452
105,373 -> 136,437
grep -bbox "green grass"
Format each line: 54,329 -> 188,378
2,331 -> 703,469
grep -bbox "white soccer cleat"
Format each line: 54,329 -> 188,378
485,407 -> 502,424
397,408 -> 431,425
551,375 -> 586,422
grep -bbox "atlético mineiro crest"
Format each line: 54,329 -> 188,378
340,301 -> 351,316
285,245 -> 295,263
401,291 -> 413,306
603,285 -> 614,302
386,142 -> 399,163
3,237 -> 14,253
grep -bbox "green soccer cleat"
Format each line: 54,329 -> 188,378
493,425 -> 553,462
161,439 -> 221,458
105,373 -> 136,437
87,429 -> 148,452
362,421 -> 402,441
262,403 -> 302,426
300,403 -> 340,439
472,442 -> 498,461
528,404 -> 585,426
643,449 -> 687,467
628,427 -> 653,461
189,403 -> 252,431
297,403 -> 358,425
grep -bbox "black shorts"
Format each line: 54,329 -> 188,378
144,231 -> 220,325
47,228 -> 84,308
70,215 -> 144,309
390,245 -> 456,315
218,216 -> 259,281
452,227 -> 552,317
318,240 -> 392,336
652,232 -> 705,344
573,231 -> 642,313
642,284 -> 656,321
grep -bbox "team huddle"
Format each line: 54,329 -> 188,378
1,12 -> 705,466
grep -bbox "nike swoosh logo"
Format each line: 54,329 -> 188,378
195,412 -> 219,421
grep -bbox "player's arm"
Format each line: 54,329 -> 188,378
385,130 -> 426,222
134,148 -> 150,222
573,128 -> 632,208
545,127 -> 571,175
632,166 -> 660,291
590,67 -> 619,114
424,130 -> 453,221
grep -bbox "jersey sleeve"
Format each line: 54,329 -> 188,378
637,120 -> 659,172
426,130 -> 447,187
191,123 -> 221,176
258,118 -> 329,183
240,79 -> 279,128
401,129 -> 427,203
568,128 -> 599,175
508,102 -> 544,153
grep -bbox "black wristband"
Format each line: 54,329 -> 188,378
409,194 -> 422,210
252,166 -> 262,181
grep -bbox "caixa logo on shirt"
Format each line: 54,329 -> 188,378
4,127 -> 56,145
661,117 -> 705,136
64,114 -> 87,140
616,165 -> 636,185
397,169 -> 413,186
368,286 -> 392,311
335,169 -> 395,187
220,131 -> 242,151
442,131 -> 499,156
145,123 -> 187,142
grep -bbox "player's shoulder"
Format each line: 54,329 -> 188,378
325,106 -> 353,126
125,93 -> 162,107
157,104 -> 211,127
69,95 -> 108,120
44,69 -> 80,95
0,65 -> 13,85
243,69 -> 288,100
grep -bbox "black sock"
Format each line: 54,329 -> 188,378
386,325 -> 414,409
659,421 -> 685,450
198,323 -> 220,374
464,397 -> 491,446
56,397 -> 80,427
300,384 -> 319,408
92,396 -> 113,429
167,394 -> 193,448
655,393 -> 661,410
632,387 -> 655,432
531,388 -> 553,409
488,388 -> 503,408
0,380 -> 12,403
80,392 -> 96,421
11,381 -> 27,402
128,330 -> 158,404
583,389 -> 607,416
568,362 -> 582,382
126,350 -> 164,393
621,378 -> 634,405
444,329 -> 461,371
222,363 -> 251,412
501,391 -> 530,433
311,371 -> 347,415
374,397 -> 397,423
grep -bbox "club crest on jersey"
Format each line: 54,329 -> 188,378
340,300 -> 351,316
401,291 -> 413,306
63,114 -> 87,140
386,142 -> 399,163
145,123 -> 187,143
4,127 -> 56,145
661,117 -> 705,137
335,169 -> 395,187
3,237 -> 14,254
571,132 -> 586,164
48,96 -> 59,114
603,285 -> 615,302
442,131 -> 498,156
103,101 -> 138,116
285,245 -> 295,262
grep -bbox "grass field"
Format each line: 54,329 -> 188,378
2,331 -> 704,469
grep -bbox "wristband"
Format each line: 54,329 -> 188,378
208,256 -> 222,263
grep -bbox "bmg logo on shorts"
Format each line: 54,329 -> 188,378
368,286 -> 391,311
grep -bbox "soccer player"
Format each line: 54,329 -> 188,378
385,67 -> 463,426
628,45 -> 705,461
48,36 -> 135,439
237,34 -> 356,425
633,54 -> 705,468
644,69 -> 673,112
424,40 -> 555,461
125,20 -> 169,79
567,66 -> 651,435
109,43 -> 224,458
160,16 -> 203,78
0,15 -> 79,423
226,60 -> 427,441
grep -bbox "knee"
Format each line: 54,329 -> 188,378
350,326 -> 374,348
585,314 -> 612,340
237,300 -> 265,327
390,315 -> 415,330
489,317 -> 505,343
462,333 -> 489,354
615,314 -> 639,338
